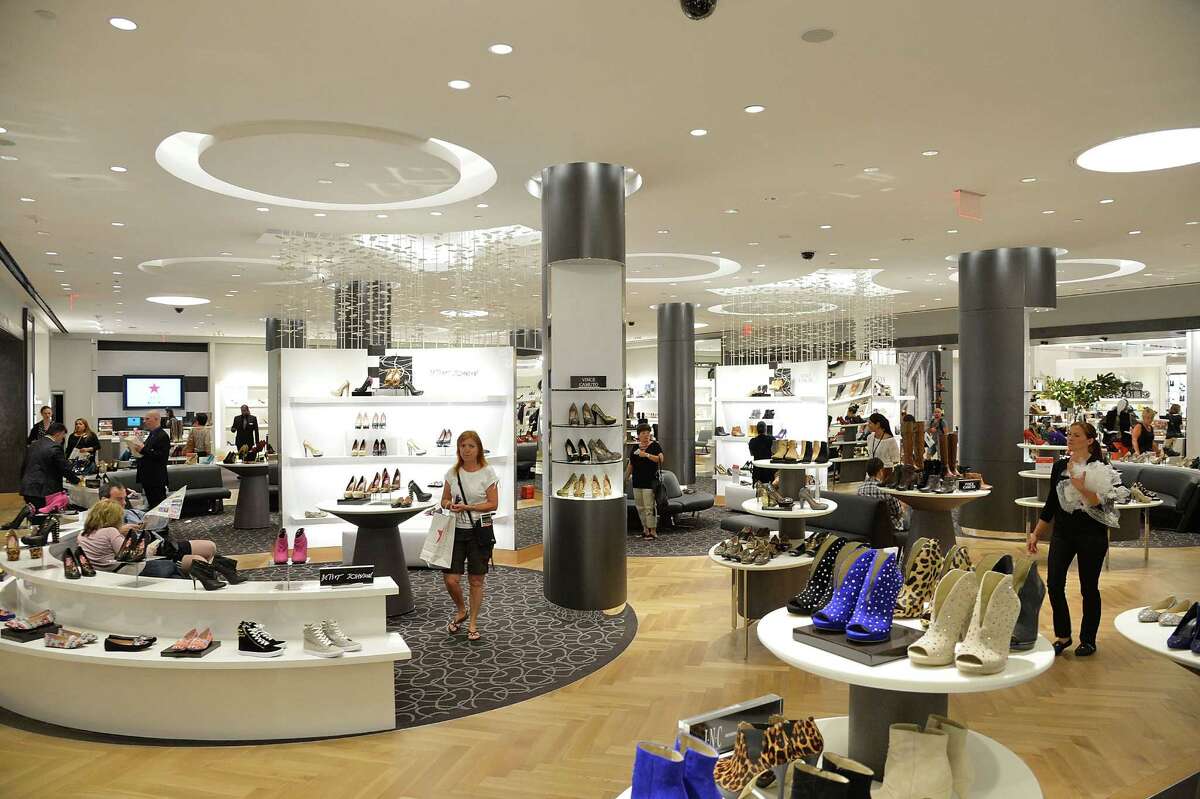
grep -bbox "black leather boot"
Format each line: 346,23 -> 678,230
212,554 -> 247,585
188,559 -> 227,591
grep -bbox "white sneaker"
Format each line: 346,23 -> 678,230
303,623 -> 343,657
321,619 -> 362,652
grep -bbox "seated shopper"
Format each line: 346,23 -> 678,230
77,499 -> 235,582
101,483 -> 147,526
858,457 -> 907,531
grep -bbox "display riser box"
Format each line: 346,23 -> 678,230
792,623 -> 924,666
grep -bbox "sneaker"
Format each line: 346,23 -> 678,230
321,619 -> 362,652
303,623 -> 343,658
248,621 -> 286,648
238,621 -> 283,658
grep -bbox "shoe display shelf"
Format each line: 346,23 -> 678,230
751,458 -> 832,499
1114,607 -> 1200,675
0,546 -> 410,741
1017,468 -> 1052,501
713,362 -> 828,500
709,542 -> 816,661
1017,441 -> 1068,465
758,607 -> 1054,793
878,487 -> 991,553
864,363 -> 903,432
274,347 -> 516,550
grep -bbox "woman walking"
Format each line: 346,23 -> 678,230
440,430 -> 499,642
1028,421 -> 1120,657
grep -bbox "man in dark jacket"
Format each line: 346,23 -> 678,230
230,404 -> 260,451
129,410 -> 171,511
20,422 -> 81,508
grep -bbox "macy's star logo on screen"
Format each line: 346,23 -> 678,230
148,383 -> 160,394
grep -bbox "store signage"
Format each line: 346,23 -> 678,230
678,694 -> 783,754
570,375 -> 607,389
957,478 -> 982,492
319,565 -> 375,588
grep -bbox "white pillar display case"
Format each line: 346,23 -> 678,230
275,347 -> 516,551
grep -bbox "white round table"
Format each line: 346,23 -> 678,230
316,500 -> 435,616
740,495 -> 836,540
1017,443 -> 1068,452
1018,469 -> 1051,501
878,488 -> 991,553
1111,499 -> 1164,565
707,543 -> 814,660
757,606 -> 1053,781
1114,607 -> 1200,675
1014,496 -> 1046,538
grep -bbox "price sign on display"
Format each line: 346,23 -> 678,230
570,375 -> 607,389
319,565 -> 375,588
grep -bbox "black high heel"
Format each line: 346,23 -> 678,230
401,377 -> 423,396
408,480 -> 432,502
212,554 -> 247,585
564,440 -> 579,461
577,438 -> 591,462
74,547 -> 96,577
189,560 -> 227,591
115,532 -> 136,562
1,503 -> 32,530
62,549 -> 81,580
356,377 -> 373,394
130,532 -> 149,562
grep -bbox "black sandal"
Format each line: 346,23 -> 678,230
448,612 -> 468,634
467,630 -> 482,642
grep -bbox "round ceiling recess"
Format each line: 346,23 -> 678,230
1076,128 -> 1200,173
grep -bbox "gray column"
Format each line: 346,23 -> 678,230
541,162 -> 628,611
335,280 -> 391,349
958,247 -> 1057,534
657,302 -> 696,484
265,317 -> 306,351
1187,332 -> 1200,460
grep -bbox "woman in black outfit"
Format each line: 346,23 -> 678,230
1130,407 -> 1160,459
27,405 -> 53,444
65,418 -> 101,464
747,421 -> 775,484
1028,421 -> 1119,657
1161,403 -> 1183,456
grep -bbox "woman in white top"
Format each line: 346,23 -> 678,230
865,412 -> 902,468
439,430 -> 499,642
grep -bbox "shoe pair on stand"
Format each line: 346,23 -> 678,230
712,716 -> 825,794
1139,596 -> 1192,623
873,716 -> 971,799
756,480 -> 793,510
304,619 -> 359,657
907,568 -> 1021,673
436,429 -> 454,447
787,537 -> 861,615
893,537 -> 943,619
811,548 -> 904,642
61,547 -> 96,580
1166,602 -> 1200,652
238,620 -> 285,658
630,734 -> 719,799
273,529 -> 308,565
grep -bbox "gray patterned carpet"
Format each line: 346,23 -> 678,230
239,563 -> 637,730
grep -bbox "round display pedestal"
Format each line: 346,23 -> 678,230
751,458 -> 830,502
739,496 -> 837,540
878,488 -> 990,553
707,544 -> 813,659
1114,607 -> 1200,675
222,462 -> 272,530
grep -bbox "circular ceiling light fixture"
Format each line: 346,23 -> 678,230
947,257 -> 1144,285
147,295 -> 209,306
707,300 -> 839,317
109,165 -> 127,173
744,105 -> 765,114
1076,127 -> 1200,173
448,79 -> 471,90
690,129 -> 708,137
109,17 -> 137,30
156,122 -> 497,211
526,166 -> 642,199
921,150 -> 939,156
439,309 -> 489,318
800,28 -> 835,43
1020,177 -> 1037,183
1099,198 -> 1115,204
627,252 -> 742,284
488,43 -> 513,55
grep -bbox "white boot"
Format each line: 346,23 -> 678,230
877,723 -> 952,799
927,715 -> 973,798
955,571 -> 1021,675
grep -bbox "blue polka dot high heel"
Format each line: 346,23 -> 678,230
846,550 -> 904,642
812,548 -> 875,632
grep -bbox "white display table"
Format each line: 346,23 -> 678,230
1112,499 -> 1163,564
1114,608 -> 1200,675
878,488 -> 990,552
1014,496 -> 1045,538
757,607 -> 1053,778
1018,469 -> 1051,501
740,495 -> 836,540
707,542 -> 813,659
0,547 -> 410,741
751,458 -> 831,501
1016,443 -> 1068,452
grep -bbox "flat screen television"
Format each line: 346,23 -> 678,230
123,375 -> 185,410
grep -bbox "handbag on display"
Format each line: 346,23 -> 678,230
420,509 -> 455,569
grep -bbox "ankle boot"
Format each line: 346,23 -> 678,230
820,753 -> 873,799
188,559 -> 227,591
875,724 -> 951,799
212,554 -> 247,584
290,529 -> 308,564
631,742 -> 686,798
955,571 -> 1020,674
780,761 -> 849,798
797,441 -> 813,463
783,440 -> 801,463
925,715 -> 971,799
814,441 -> 829,464
1009,556 -> 1046,651
787,535 -> 851,614
713,723 -> 756,793
675,733 -> 720,799
771,439 -> 789,463
894,537 -> 943,619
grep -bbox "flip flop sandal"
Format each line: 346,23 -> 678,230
448,613 -> 468,634
467,630 -> 482,642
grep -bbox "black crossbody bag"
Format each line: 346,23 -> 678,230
457,471 -> 496,547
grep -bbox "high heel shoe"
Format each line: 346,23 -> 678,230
908,569 -> 980,665
408,480 -> 432,502
115,531 -> 136,562
371,439 -> 381,457
212,554 -> 247,584
5,531 -> 18,562
390,471 -> 403,492
379,439 -> 387,456
356,377 -> 372,394
763,481 -> 794,510
797,441 -> 814,463
795,486 -> 828,511
590,403 -> 617,425
291,529 -> 308,564
188,560 -> 227,591
62,549 -> 81,580
556,473 -> 578,497
845,550 -> 904,642
1167,602 -> 1199,649
331,380 -> 350,397
573,474 -> 586,498
787,535 -> 852,615
581,403 -> 595,425
591,439 -> 621,463
367,472 -> 382,494
602,474 -> 613,496
955,571 -> 1021,674
564,439 -> 580,462
812,548 -> 876,632
380,468 -> 390,491
590,476 -> 602,498
568,403 -> 581,426
353,476 -> 366,498
407,439 -> 427,456
2,503 -> 32,530
303,440 -> 323,457
343,477 -> 356,499
73,547 -> 96,577
576,438 -> 591,462
400,376 -> 423,396
894,537 -> 943,619
274,529 -> 289,564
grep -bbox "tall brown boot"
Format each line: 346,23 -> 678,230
914,422 -> 926,469
946,431 -> 959,475
901,421 -> 915,467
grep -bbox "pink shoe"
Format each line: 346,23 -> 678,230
291,528 -> 308,564
273,529 -> 289,565
38,492 -> 68,514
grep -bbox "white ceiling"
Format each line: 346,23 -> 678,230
1,0 -> 1198,339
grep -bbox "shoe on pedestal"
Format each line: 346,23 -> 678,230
821,753 -> 873,799
631,742 -> 687,799
925,715 -> 972,799
875,724 -> 952,799
674,733 -> 720,799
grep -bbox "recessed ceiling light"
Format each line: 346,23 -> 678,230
53,269 -> 65,273
313,212 -> 326,217
429,211 -> 443,216
231,274 -> 240,277
448,79 -> 471,90
488,43 -> 513,55
710,250 -> 721,255
1099,198 -> 1115,204
828,252 -> 838,256
819,224 -> 832,229
657,229 -> 670,234
862,167 -> 880,173
496,95 -> 511,102
1186,220 -> 1198,225
317,178 -> 333,185
1077,128 -> 1200,172
147,296 -> 210,306
256,206 -> 270,212
375,213 -> 388,219
921,150 -> 940,156
744,105 -> 765,114
0,127 -> 6,134
690,129 -> 708,137
111,221 -> 124,226
44,251 -> 57,256
476,203 -> 488,208
1073,218 -> 1084,223
108,17 -> 137,30
0,155 -> 17,162
747,241 -> 759,246
112,271 -> 122,275
219,251 -> 232,256
723,208 -> 738,214
1128,229 -> 1142,235
1041,209 -> 1055,214
109,165 -> 127,173
112,255 -> 123,260
333,161 -> 350,168
946,229 -> 959,234
868,258 -> 880,262
19,197 -> 35,203
1020,177 -> 1037,183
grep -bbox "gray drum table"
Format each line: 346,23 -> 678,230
316,500 -> 434,616
221,462 -> 272,530
878,488 -> 991,552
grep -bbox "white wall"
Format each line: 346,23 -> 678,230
93,347 -> 209,419
210,342 -> 269,438
0,269 -> 26,341
31,316 -> 50,422
626,345 -> 657,394
50,337 -> 96,427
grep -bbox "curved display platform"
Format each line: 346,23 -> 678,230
708,544 -> 813,659
879,488 -> 990,552
1114,608 -> 1200,673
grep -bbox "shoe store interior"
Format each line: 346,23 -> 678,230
1,3 -> 1199,798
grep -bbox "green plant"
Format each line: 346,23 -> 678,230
1040,374 -> 1122,416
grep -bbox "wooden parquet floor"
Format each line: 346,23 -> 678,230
0,492 -> 1197,799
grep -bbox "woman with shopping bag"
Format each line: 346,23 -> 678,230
436,430 -> 498,643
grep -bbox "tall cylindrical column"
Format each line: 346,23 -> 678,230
541,162 -> 628,611
657,303 -> 696,484
1186,332 -> 1200,459
959,247 -> 1057,533
335,280 -> 392,349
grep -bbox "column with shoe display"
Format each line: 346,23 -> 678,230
540,162 -> 630,611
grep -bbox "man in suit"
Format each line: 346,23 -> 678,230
129,410 -> 171,511
230,404 -> 260,451
20,422 -> 82,509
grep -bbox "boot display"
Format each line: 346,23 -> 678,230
820,753 -> 873,799
778,761 -> 849,798
894,537 -> 943,619
908,569 -> 980,666
954,571 -> 1021,674
845,550 -> 903,642
770,438 -> 789,463
631,741 -> 687,798
812,549 -> 876,632
713,722 -> 757,793
1009,556 -> 1045,651
875,724 -> 952,799
674,733 -> 720,799
925,715 -> 972,799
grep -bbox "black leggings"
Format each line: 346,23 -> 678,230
1046,525 -> 1108,645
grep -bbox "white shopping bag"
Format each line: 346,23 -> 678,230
143,486 -> 187,531
420,509 -> 455,569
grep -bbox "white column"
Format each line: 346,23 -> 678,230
1186,331 -> 1200,458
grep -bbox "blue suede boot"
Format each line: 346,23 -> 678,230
631,742 -> 687,799
675,733 -> 720,799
